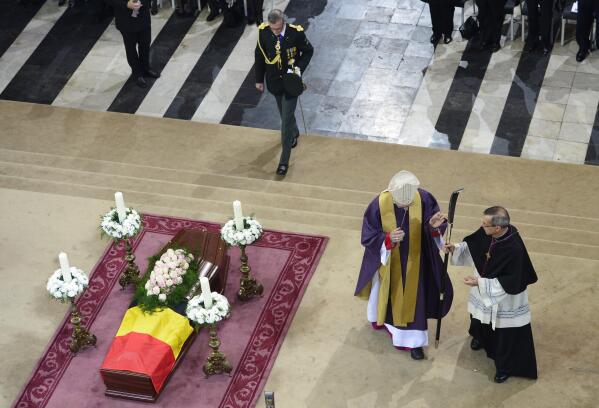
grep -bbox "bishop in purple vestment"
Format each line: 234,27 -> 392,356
354,171 -> 453,360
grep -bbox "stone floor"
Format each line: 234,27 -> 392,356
1,0 -> 599,165
1,101 -> 598,407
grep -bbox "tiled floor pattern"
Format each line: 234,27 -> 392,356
1,0 -> 598,165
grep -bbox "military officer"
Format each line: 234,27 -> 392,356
255,9 -> 314,176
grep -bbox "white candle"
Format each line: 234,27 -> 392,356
115,191 -> 126,223
200,277 -> 213,308
233,200 -> 244,231
59,252 -> 72,283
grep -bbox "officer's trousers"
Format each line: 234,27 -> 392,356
576,0 -> 599,51
275,92 -> 299,167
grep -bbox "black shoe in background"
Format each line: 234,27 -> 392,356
576,48 -> 589,62
494,372 -> 510,383
276,164 -> 288,176
144,69 -> 160,79
206,10 -> 220,21
524,40 -> 539,52
136,76 -> 147,88
410,347 -> 425,360
470,338 -> 483,350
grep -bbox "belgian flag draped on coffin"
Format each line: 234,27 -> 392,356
100,305 -> 193,393
100,229 -> 230,400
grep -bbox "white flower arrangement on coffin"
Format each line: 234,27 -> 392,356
220,217 -> 263,247
143,248 -> 194,303
186,292 -> 230,325
47,268 -> 89,302
100,208 -> 142,240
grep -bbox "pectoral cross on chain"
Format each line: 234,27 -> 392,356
485,251 -> 491,261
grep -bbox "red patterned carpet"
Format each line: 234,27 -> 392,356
14,214 -> 328,408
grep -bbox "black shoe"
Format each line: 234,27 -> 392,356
576,48 -> 589,62
150,2 -> 158,15
490,42 -> 501,53
291,133 -> 299,148
542,46 -> 552,56
276,164 -> 288,176
58,0 -> 66,5
494,372 -> 510,383
144,69 -> 160,79
470,338 -> 482,350
136,76 -> 147,88
443,34 -> 452,44
524,40 -> 539,52
206,10 -> 220,21
430,34 -> 441,45
410,347 -> 425,360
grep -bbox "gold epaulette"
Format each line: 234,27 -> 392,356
289,23 -> 304,32
258,22 -> 268,30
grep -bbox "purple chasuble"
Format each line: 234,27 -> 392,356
354,188 -> 453,330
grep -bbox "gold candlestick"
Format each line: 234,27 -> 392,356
119,238 -> 140,289
69,300 -> 97,353
202,323 -> 232,377
237,244 -> 263,301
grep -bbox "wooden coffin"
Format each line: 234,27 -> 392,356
100,229 -> 229,402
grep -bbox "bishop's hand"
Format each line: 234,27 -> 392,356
390,228 -> 405,244
429,211 -> 447,228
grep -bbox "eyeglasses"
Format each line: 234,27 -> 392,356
481,223 -> 494,228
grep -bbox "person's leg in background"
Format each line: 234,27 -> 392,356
576,0 -> 593,61
275,93 -> 299,176
538,0 -> 553,53
525,0 -> 541,50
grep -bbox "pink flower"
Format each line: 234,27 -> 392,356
152,286 -> 160,295
166,279 -> 173,287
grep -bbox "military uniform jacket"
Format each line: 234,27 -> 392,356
255,23 -> 314,95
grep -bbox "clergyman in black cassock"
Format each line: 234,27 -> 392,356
447,206 -> 538,383
254,9 -> 313,176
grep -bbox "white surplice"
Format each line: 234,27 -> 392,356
451,242 -> 531,330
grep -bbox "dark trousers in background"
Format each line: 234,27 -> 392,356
207,0 -> 227,12
274,93 -> 299,167
121,27 -> 151,77
526,0 -> 553,47
429,0 -> 455,37
576,0 -> 599,51
246,0 -> 264,24
476,0 -> 506,45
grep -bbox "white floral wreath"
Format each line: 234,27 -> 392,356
220,217 -> 263,246
100,208 -> 142,240
186,292 -> 230,325
47,268 -> 89,302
